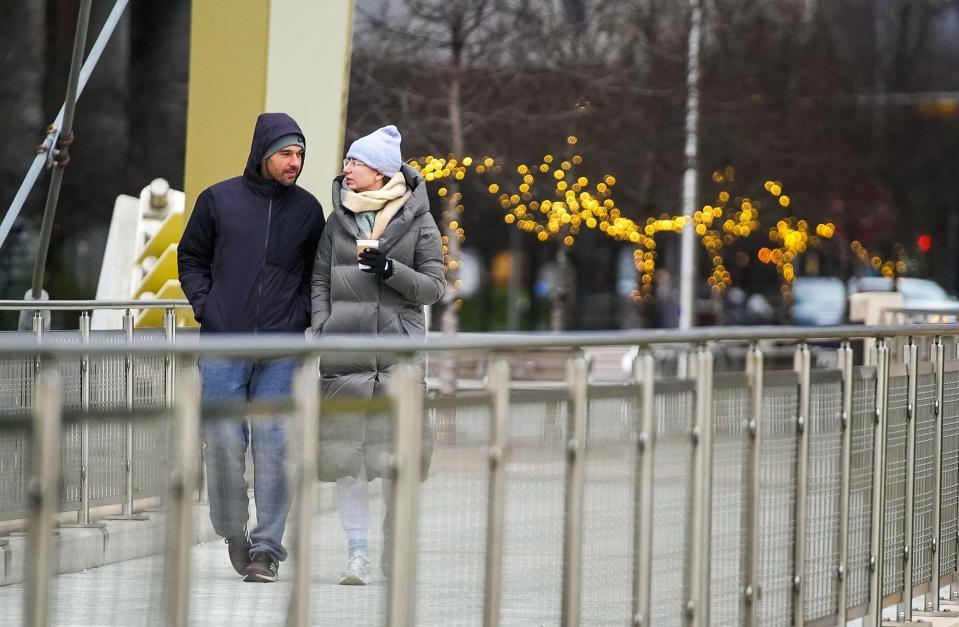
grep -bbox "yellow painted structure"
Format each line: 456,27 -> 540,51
135,212 -> 184,266
131,1 -> 355,328
184,0 -> 355,215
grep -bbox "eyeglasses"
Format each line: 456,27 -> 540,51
342,158 -> 368,170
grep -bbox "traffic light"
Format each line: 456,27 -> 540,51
917,233 -> 932,253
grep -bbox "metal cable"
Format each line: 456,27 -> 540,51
0,0 -> 131,254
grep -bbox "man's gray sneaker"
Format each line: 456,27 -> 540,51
244,552 -> 278,583
339,549 -> 372,585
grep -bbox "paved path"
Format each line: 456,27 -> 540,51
0,448 -> 636,626
6,443 -> 954,626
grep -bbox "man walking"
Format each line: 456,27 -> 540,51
178,112 -> 325,582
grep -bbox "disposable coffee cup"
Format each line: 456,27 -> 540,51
357,239 -> 379,269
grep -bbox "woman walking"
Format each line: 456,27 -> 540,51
311,125 -> 445,584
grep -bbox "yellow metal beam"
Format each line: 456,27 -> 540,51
184,0 -> 269,217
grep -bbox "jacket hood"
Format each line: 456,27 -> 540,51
244,112 -> 306,183
332,163 -> 429,220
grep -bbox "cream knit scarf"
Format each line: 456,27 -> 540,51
340,172 -> 411,239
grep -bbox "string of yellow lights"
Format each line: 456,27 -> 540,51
409,137 -> 902,302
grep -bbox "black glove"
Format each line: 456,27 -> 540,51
359,247 -> 394,278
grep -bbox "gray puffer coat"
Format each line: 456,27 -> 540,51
310,163 -> 445,482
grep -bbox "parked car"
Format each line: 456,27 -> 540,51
790,277 -> 846,326
847,275 -> 893,294
897,277 -> 959,308
849,276 -> 958,308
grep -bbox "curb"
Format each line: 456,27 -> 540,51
0,505 -> 217,587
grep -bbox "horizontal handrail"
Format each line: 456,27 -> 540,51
0,324 -> 958,354
0,299 -> 189,311
884,306 -> 959,313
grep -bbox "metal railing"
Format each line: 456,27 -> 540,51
0,300 -> 190,527
2,301 -> 959,625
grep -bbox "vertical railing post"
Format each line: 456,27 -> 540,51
870,338 -> 890,624
164,307 -> 176,409
33,310 -> 43,377
287,358 -> 319,627
25,367 -> 62,627
931,336 -> 945,612
123,309 -> 136,516
483,357 -> 510,627
837,340 -> 854,626
79,310 -> 91,525
902,338 -> 919,621
743,343 -> 764,627
561,355 -> 588,627
387,360 -> 425,627
685,344 -> 714,627
163,367 -> 200,627
631,349 -> 655,627
793,342 -> 811,626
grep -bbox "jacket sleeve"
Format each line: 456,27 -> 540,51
177,189 -> 217,322
383,216 -> 446,305
310,217 -> 335,334
300,204 -> 326,320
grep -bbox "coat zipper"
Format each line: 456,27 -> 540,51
254,188 -> 275,333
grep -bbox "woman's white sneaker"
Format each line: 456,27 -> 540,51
339,549 -> 372,585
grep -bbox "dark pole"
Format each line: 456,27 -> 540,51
30,0 -> 93,299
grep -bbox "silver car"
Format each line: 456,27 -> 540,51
790,277 -> 846,326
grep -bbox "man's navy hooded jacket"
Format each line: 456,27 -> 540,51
178,113 -> 325,333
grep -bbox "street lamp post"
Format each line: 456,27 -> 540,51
679,0 -> 703,331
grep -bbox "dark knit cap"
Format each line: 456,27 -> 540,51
262,133 -> 305,162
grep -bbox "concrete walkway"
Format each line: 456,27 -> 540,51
2,444 -> 957,626
0,465 -> 633,626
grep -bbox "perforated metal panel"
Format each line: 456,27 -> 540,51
88,421 -> 127,506
89,331 -> 127,412
501,393 -> 567,625
581,385 -> 638,624
132,331 -> 168,409
46,334 -> 82,411
505,393 -> 566,443
60,420 -> 82,509
804,373 -> 843,621
0,334 -> 36,521
0,426 -> 29,521
650,379 -> 694,626
912,368 -> 937,586
709,374 -> 750,627
586,392 -> 632,442
131,330 -> 170,500
756,373 -> 798,627
941,365 -> 959,578
417,395 -> 492,627
0,340 -> 34,414
431,396 -> 491,445
882,372 -> 909,597
847,367 -> 877,609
